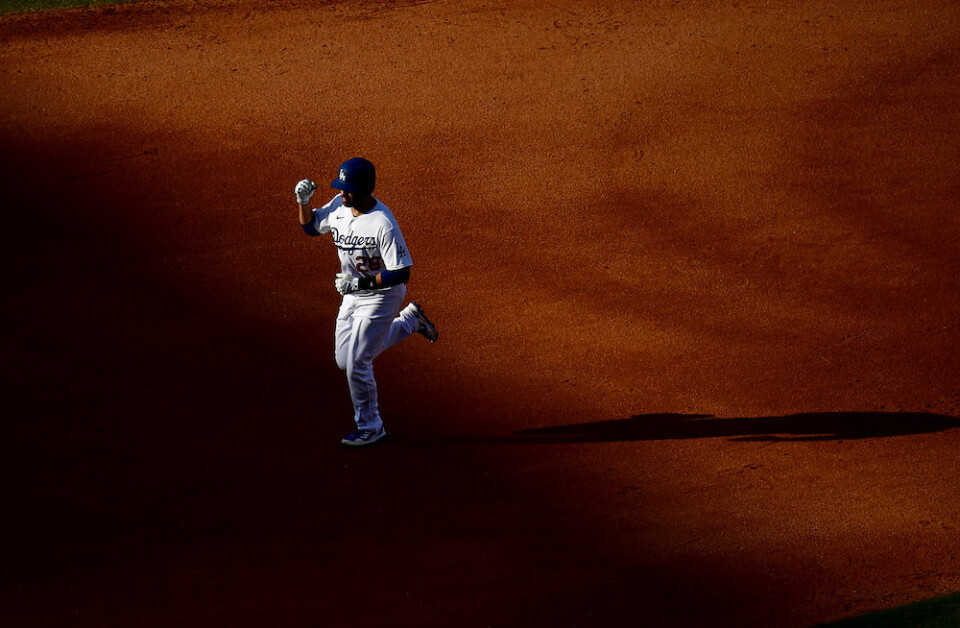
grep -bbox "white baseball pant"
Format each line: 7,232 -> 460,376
334,285 -> 420,433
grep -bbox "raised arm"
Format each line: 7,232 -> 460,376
294,179 -> 318,226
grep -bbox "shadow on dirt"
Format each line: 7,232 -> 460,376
511,412 -> 960,443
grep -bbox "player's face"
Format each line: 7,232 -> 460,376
341,189 -> 369,209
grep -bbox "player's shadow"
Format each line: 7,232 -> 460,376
511,412 -> 960,443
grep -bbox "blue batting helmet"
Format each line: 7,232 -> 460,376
332,157 -> 376,194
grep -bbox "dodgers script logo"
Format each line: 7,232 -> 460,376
331,228 -> 376,250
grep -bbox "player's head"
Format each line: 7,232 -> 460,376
332,157 -> 376,197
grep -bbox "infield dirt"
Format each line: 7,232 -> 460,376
2,1 -> 959,626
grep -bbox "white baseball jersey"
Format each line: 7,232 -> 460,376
309,195 -> 413,292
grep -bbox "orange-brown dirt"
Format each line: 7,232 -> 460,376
2,1 -> 959,626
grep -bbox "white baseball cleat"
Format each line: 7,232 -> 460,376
408,302 -> 438,342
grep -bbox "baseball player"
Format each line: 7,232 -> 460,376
295,157 -> 438,447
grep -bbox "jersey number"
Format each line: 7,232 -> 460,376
356,255 -> 383,273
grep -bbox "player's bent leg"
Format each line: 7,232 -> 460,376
379,302 -> 438,354
379,305 -> 420,354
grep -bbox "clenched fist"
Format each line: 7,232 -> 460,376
335,272 -> 360,296
295,179 -> 317,206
